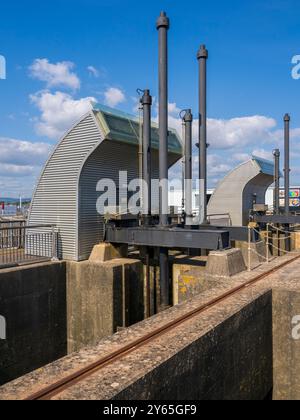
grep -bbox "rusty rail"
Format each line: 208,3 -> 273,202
25,253 -> 300,400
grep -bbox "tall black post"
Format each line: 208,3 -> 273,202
183,109 -> 193,226
157,11 -> 170,309
284,114 -> 291,252
284,114 -> 291,216
273,149 -> 280,215
141,90 -> 152,223
197,45 -> 208,226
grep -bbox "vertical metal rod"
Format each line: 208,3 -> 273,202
284,114 -> 291,216
266,223 -> 270,263
248,225 -> 251,272
141,90 -> 152,223
157,11 -> 170,309
284,114 -> 291,252
157,11 -> 169,226
273,149 -> 280,215
197,45 -> 208,226
183,110 -> 193,226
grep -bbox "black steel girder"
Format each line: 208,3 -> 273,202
253,215 -> 300,224
105,226 -> 230,250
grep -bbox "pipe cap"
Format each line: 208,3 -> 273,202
284,113 -> 291,122
197,44 -> 208,60
140,89 -> 152,106
156,11 -> 170,30
183,109 -> 193,123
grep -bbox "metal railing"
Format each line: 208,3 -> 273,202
0,224 -> 58,268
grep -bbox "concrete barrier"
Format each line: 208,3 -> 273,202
173,257 -> 207,305
67,258 -> 144,353
0,262 -> 67,386
206,248 -> 246,279
236,241 -> 266,269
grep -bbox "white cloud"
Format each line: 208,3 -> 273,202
29,59 -> 80,90
87,66 -> 99,78
30,90 -> 96,139
104,87 -> 126,107
0,137 -> 53,196
168,102 -> 181,116
207,116 -> 277,150
0,137 -> 52,166
0,163 -> 35,177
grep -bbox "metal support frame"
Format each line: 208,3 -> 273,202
273,149 -> 280,215
253,215 -> 300,224
197,45 -> 208,226
105,225 -> 230,250
197,225 -> 259,243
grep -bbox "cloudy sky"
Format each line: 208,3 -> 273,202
0,0 -> 300,197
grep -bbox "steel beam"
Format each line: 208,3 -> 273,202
197,225 -> 259,243
253,215 -> 300,224
105,226 -> 230,250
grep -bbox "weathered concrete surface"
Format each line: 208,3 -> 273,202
206,248 -> 246,279
173,257 -> 207,305
89,243 -> 128,263
67,258 -> 144,353
0,262 -> 67,386
2,253 -> 300,400
273,286 -> 300,400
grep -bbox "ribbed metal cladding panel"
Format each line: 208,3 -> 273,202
77,143 -> 167,261
29,113 -> 103,260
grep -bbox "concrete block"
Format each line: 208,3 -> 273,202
236,241 -> 266,270
173,257 -> 207,305
291,231 -> 300,251
206,248 -> 246,279
67,258 -> 144,353
89,243 -> 128,263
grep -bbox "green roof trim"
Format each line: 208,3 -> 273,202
93,104 -> 182,155
252,155 -> 278,177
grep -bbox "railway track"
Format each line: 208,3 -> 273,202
25,253 -> 300,400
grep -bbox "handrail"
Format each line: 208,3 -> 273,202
0,224 -> 56,232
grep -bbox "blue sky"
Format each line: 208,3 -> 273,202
0,0 -> 300,197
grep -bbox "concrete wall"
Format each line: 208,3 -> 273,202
273,288 -> 300,400
114,292 -> 273,401
0,262 -> 67,386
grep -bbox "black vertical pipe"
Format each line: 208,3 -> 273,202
183,109 -> 193,225
156,11 -> 170,309
157,11 -> 169,226
141,90 -> 152,223
284,114 -> 291,216
273,149 -> 280,215
197,45 -> 208,225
